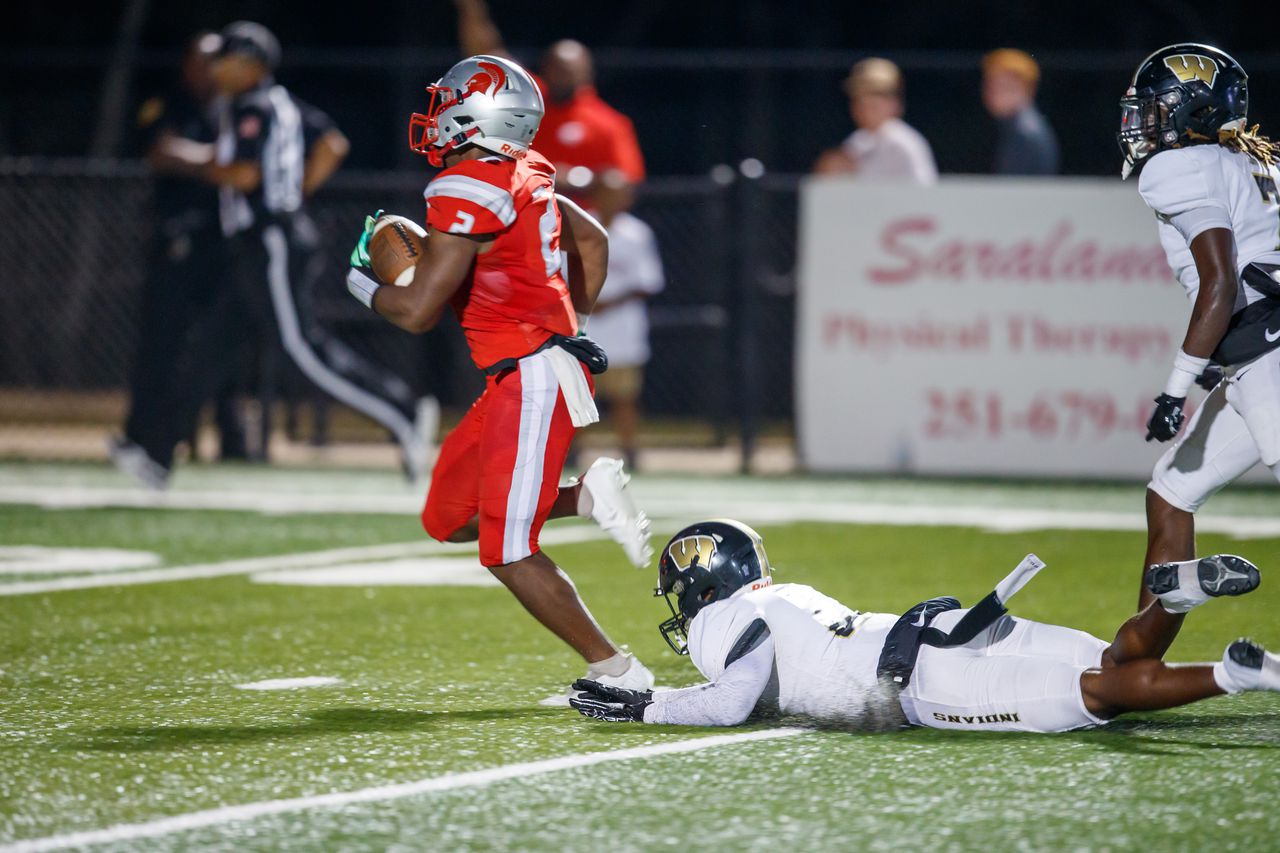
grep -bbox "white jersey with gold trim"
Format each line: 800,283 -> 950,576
1137,144 -> 1280,305
684,583 -> 899,725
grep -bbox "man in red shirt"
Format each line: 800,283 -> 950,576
453,0 -> 645,188
346,55 -> 654,696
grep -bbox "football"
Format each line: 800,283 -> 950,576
369,214 -> 427,287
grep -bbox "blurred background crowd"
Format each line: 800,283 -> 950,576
2,0 -> 1277,478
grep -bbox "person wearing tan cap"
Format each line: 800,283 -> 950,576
982,48 -> 1060,175
813,57 -> 937,183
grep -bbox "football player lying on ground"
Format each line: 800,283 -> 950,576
570,520 -> 1275,732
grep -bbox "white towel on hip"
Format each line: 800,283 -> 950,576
543,345 -> 600,428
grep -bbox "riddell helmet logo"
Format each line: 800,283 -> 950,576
464,61 -> 509,97
1163,54 -> 1219,87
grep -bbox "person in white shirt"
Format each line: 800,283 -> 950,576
1118,44 -> 1280,620
813,57 -> 938,184
582,171 -> 665,470
569,520 -> 1274,733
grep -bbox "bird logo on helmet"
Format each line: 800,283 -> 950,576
408,54 -> 545,168
654,519 -> 772,654
1117,43 -> 1248,179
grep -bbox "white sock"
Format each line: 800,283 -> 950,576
587,651 -> 632,678
1156,559 -> 1207,614
574,478 -> 594,518
1213,660 -> 1249,694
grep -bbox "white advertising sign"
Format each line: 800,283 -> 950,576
797,177 -> 1232,479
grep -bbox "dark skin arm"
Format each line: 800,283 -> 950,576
453,0 -> 509,58
303,128 -> 350,197
1180,227 -> 1238,358
142,130 -> 261,191
371,227 -> 488,333
146,131 -> 215,179
184,129 -> 349,196
556,193 -> 609,314
593,292 -> 646,313
202,160 -> 261,193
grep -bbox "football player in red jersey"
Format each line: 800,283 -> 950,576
346,55 -> 654,696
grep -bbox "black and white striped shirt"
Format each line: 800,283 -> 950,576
214,81 -> 334,235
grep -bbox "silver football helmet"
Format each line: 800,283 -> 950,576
409,54 -> 544,167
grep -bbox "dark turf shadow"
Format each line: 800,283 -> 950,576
889,712 -> 1280,755
71,706 -> 563,753
1077,714 -> 1280,753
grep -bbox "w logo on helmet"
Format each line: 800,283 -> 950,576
1163,54 -> 1219,87
463,61 -> 509,97
666,535 -> 718,571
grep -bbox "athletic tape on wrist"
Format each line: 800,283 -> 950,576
576,312 -> 590,333
346,267 -> 381,309
1164,350 -> 1210,398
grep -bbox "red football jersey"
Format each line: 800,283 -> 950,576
424,150 -> 577,369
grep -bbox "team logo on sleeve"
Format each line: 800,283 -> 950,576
1163,54 -> 1219,87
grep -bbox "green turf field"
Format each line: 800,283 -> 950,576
2,467 -> 1278,851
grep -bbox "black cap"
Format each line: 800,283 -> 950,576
217,21 -> 281,70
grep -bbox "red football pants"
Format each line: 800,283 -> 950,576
421,350 -> 586,567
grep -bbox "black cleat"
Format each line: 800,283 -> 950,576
1227,638 -> 1265,670
1221,638 -> 1280,692
1146,554 -> 1260,599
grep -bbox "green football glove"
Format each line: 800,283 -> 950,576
349,209 -> 385,268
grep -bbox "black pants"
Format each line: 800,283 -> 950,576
128,215 -> 419,468
124,223 -> 245,469
226,218 -> 419,452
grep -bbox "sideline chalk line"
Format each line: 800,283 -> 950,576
1,727 -> 809,852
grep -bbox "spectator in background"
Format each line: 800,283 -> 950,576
582,170 -> 665,471
111,32 -> 245,488
813,58 -> 937,184
453,0 -> 646,190
982,48 -> 1060,175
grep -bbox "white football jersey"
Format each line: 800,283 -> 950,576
685,582 -> 900,725
1138,144 -> 1280,306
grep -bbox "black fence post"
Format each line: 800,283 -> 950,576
732,159 -> 767,474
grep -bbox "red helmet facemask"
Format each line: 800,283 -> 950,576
408,84 -> 480,167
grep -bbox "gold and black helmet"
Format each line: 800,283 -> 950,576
1118,43 -> 1248,178
654,519 -> 771,654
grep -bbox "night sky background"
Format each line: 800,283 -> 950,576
4,1 -> 1278,176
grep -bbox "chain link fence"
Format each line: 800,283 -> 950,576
0,159 -> 796,469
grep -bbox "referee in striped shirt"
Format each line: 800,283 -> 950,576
202,21 -> 436,480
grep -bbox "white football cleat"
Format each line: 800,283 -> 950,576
400,396 -> 439,485
588,653 -> 655,693
107,436 -> 169,491
540,652 -> 656,707
1218,639 -> 1280,693
580,457 -> 652,568
1145,554 -> 1260,614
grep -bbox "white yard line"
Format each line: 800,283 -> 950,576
0,727 -> 808,853
233,676 -> 343,691
2,484 -> 1277,538
0,485 -> 418,515
0,526 -> 608,597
